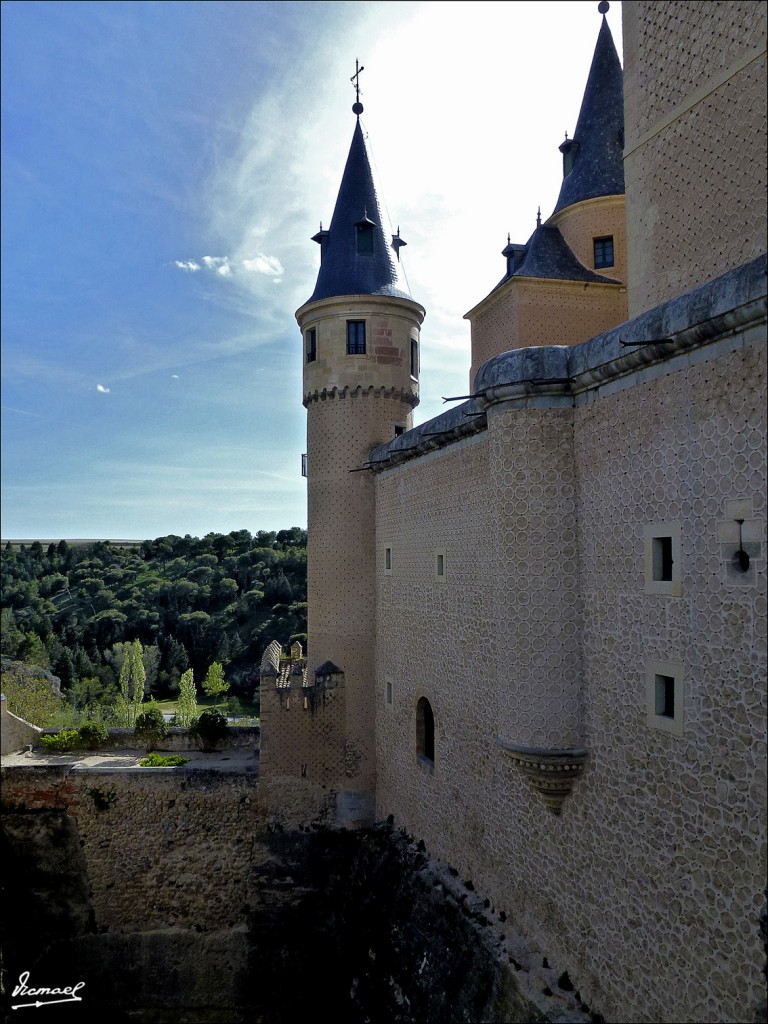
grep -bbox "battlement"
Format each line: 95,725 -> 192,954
258,641 -> 347,785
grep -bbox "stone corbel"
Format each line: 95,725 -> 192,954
498,741 -> 588,815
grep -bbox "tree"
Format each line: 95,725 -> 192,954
202,661 -> 228,702
116,639 -> 145,726
134,707 -> 168,752
176,668 -> 198,729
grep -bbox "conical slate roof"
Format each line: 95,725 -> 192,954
512,222 -> 619,283
553,14 -> 624,214
306,119 -> 412,304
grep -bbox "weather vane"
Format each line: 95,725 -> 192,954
351,58 -> 365,115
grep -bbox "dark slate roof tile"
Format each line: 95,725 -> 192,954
553,15 -> 625,213
307,119 -> 412,303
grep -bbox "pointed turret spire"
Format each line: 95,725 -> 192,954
553,3 -> 624,214
306,79 -> 412,304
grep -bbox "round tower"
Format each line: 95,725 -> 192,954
295,97 -> 425,825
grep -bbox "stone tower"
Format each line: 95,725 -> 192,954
466,6 -> 628,385
295,94 -> 425,826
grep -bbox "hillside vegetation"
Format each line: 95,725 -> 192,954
1,530 -> 307,718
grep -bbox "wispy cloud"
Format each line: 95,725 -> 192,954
202,255 -> 232,276
174,253 -> 284,283
242,254 -> 283,279
96,384 -> 111,393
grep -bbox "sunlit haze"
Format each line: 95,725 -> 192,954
1,0 -> 622,540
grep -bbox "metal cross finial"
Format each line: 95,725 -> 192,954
351,59 -> 365,115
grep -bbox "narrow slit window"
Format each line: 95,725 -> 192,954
416,696 -> 435,766
655,675 -> 675,718
435,549 -> 446,582
384,546 -> 392,575
306,328 -> 316,363
410,338 -> 419,379
652,537 -> 673,581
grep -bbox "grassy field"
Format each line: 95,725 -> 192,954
154,694 -> 259,719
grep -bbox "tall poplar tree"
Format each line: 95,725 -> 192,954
176,668 -> 197,729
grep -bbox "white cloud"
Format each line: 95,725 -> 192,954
202,255 -> 232,276
174,260 -> 201,272
242,254 -> 284,279
171,374 -> 179,379
96,384 -> 110,393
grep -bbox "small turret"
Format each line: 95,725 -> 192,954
553,2 -> 624,214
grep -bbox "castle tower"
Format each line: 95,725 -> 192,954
295,84 -> 425,826
467,4 -> 627,386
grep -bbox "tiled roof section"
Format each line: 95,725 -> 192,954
307,119 -> 413,303
553,15 -> 625,214
368,398 -> 487,470
512,223 -> 620,283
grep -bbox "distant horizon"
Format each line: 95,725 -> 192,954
2,527 -> 306,546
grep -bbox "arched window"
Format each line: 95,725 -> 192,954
416,696 -> 435,766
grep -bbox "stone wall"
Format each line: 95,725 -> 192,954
1,767 -> 580,1024
0,695 -> 42,755
623,0 -> 767,315
373,261 -> 767,1024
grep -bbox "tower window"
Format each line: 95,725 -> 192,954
410,338 -> 419,380
594,236 -> 614,269
356,222 -> 374,253
416,696 -> 435,767
347,320 -> 366,355
306,328 -> 316,363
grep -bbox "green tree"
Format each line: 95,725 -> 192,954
202,661 -> 228,702
1,662 -> 64,728
176,668 -> 198,729
117,639 -> 145,726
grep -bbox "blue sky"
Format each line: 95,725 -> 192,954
1,0 -> 622,541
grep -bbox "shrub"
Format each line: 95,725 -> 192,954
190,708 -> 228,752
40,730 -> 80,752
77,721 -> 109,750
133,707 -> 168,752
139,753 -> 190,767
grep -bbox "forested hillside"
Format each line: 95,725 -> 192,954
1,529 -> 307,711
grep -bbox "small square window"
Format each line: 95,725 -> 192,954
646,661 -> 684,736
644,523 -> 682,596
347,320 -> 366,355
594,236 -> 614,269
